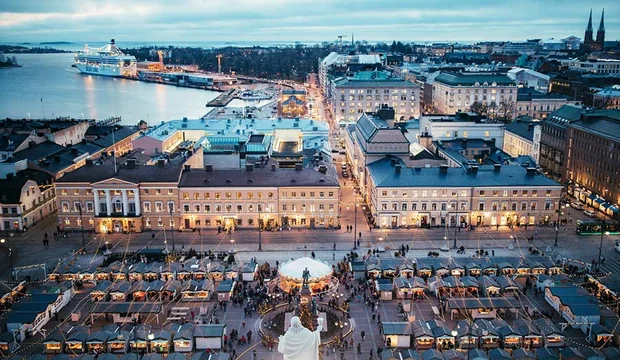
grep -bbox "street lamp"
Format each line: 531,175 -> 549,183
168,203 -> 176,251
451,330 -> 458,350
598,220 -> 609,270
554,204 -> 566,246
77,203 -> 86,252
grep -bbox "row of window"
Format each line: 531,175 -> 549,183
341,89 -> 415,95
60,189 -> 336,200
379,189 -> 553,198
379,201 -> 552,212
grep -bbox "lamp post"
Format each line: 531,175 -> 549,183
257,201 -> 263,251
1,239 -> 13,280
554,204 -> 566,246
77,203 -> 86,252
131,324 -> 153,356
453,192 -> 459,249
353,189 -> 358,250
168,203 -> 176,251
598,220 -> 609,270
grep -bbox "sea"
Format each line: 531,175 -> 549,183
0,52 -> 270,126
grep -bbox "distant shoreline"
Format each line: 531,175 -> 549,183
0,45 -> 71,54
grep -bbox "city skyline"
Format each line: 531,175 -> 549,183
1,0 -> 619,43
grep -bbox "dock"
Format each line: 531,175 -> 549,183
206,89 -> 237,107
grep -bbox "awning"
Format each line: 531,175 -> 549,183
588,194 -> 597,201
594,198 -> 605,205
609,206 -> 619,213
601,203 -> 612,210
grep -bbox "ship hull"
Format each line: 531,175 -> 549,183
74,63 -> 129,77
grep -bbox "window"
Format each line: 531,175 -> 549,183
546,190 -> 552,197
237,204 -> 243,212
319,192 -> 325,198
194,204 -> 201,212
183,192 -> 189,200
521,202 -> 527,211
530,202 -> 536,211
479,190 -> 485,197
492,202 -> 498,211
226,204 -> 232,213
511,202 -> 517,211
319,204 -> 325,211
522,190 -> 528,196
226,192 -> 232,200
167,189 -> 173,195
204,192 -> 210,199
215,204 -> 222,212
144,202 -> 151,213
129,202 -> 136,214
329,204 -> 334,212
155,201 -> 163,212
532,190 -> 538,197
382,203 -> 388,210
282,204 -> 288,211
236,192 -> 242,199
501,202 -> 507,211
204,204 -> 211,213
268,192 -> 274,199
194,193 -> 200,200
412,203 -> 417,210
328,192 -> 334,198
544,202 -> 551,210
156,189 -> 161,195
62,201 -> 69,213
402,203 -> 408,211
157,218 -> 163,227
479,203 -> 485,211
492,190 -> 499,197
73,189 -> 80,195
215,193 -> 221,200
512,190 -> 518,196
421,203 -> 427,210
86,202 -> 94,213
167,202 -> 175,213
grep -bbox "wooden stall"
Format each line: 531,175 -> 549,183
382,322 -> 412,348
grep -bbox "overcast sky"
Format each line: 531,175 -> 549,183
1,0 -> 618,44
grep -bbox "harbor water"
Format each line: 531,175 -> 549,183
0,53 -> 220,125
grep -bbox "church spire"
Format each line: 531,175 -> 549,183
586,9 -> 593,32
598,8 -> 605,32
584,9 -> 594,44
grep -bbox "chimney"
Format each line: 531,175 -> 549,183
184,165 -> 191,172
246,164 -> 254,171
461,139 -> 468,148
395,164 -> 402,174
205,164 -> 213,172
126,158 -> 137,168
471,165 -> 479,173
271,164 -> 276,172
318,165 -> 327,173
295,163 -> 303,171
157,159 -> 165,167
376,104 -> 396,127
493,164 -> 501,172
526,167 -> 537,174
440,164 -> 449,173
85,158 -> 94,167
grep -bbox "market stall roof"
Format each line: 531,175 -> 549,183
279,257 -> 332,279
194,324 -> 226,337
512,349 -> 535,360
376,278 -> 393,291
92,280 -> 113,293
448,297 -> 520,310
90,302 -> 162,314
382,322 -> 411,335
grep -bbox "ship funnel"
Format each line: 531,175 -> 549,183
110,39 -> 115,44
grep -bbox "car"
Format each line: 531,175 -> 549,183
342,172 -> 349,178
331,149 -> 339,153
583,210 -> 596,218
571,202 -> 583,210
338,150 -> 346,155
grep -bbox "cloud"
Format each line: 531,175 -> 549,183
0,0 -> 617,42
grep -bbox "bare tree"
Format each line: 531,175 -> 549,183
498,98 -> 515,122
470,101 -> 489,116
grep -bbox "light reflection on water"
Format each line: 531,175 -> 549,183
0,53 -> 219,125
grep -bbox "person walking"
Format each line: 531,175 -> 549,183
360,330 -> 366,341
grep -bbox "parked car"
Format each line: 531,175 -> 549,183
342,172 -> 349,178
583,210 -> 596,218
571,202 -> 583,210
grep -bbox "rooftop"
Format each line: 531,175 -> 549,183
367,157 -> 560,188
178,165 -> 339,188
333,77 -> 418,89
55,157 -> 185,184
505,120 -> 541,141
516,88 -> 570,101
434,72 -> 515,87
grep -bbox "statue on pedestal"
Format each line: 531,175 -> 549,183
302,267 -> 310,288
278,316 -> 324,360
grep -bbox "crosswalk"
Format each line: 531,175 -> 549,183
597,260 -> 620,277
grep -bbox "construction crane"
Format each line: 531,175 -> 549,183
216,54 -> 223,73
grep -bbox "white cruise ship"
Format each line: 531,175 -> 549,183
73,39 -> 137,77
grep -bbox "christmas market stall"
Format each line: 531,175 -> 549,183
278,257 -> 334,294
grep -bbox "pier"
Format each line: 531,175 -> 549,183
206,89 -> 237,107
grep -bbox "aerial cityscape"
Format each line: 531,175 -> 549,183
1,1 -> 620,360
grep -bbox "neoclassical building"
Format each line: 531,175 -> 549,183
55,155 -> 340,233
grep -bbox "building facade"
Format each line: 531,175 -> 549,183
419,113 -> 505,149
515,89 -> 576,119
366,158 -> 562,228
432,72 -> 518,118
593,86 -> 620,109
0,171 -> 56,232
503,120 -> 542,163
55,156 -> 341,233
539,105 -> 584,181
565,111 -> 620,216
330,73 -> 420,123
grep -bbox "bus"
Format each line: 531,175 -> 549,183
575,220 -> 620,235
